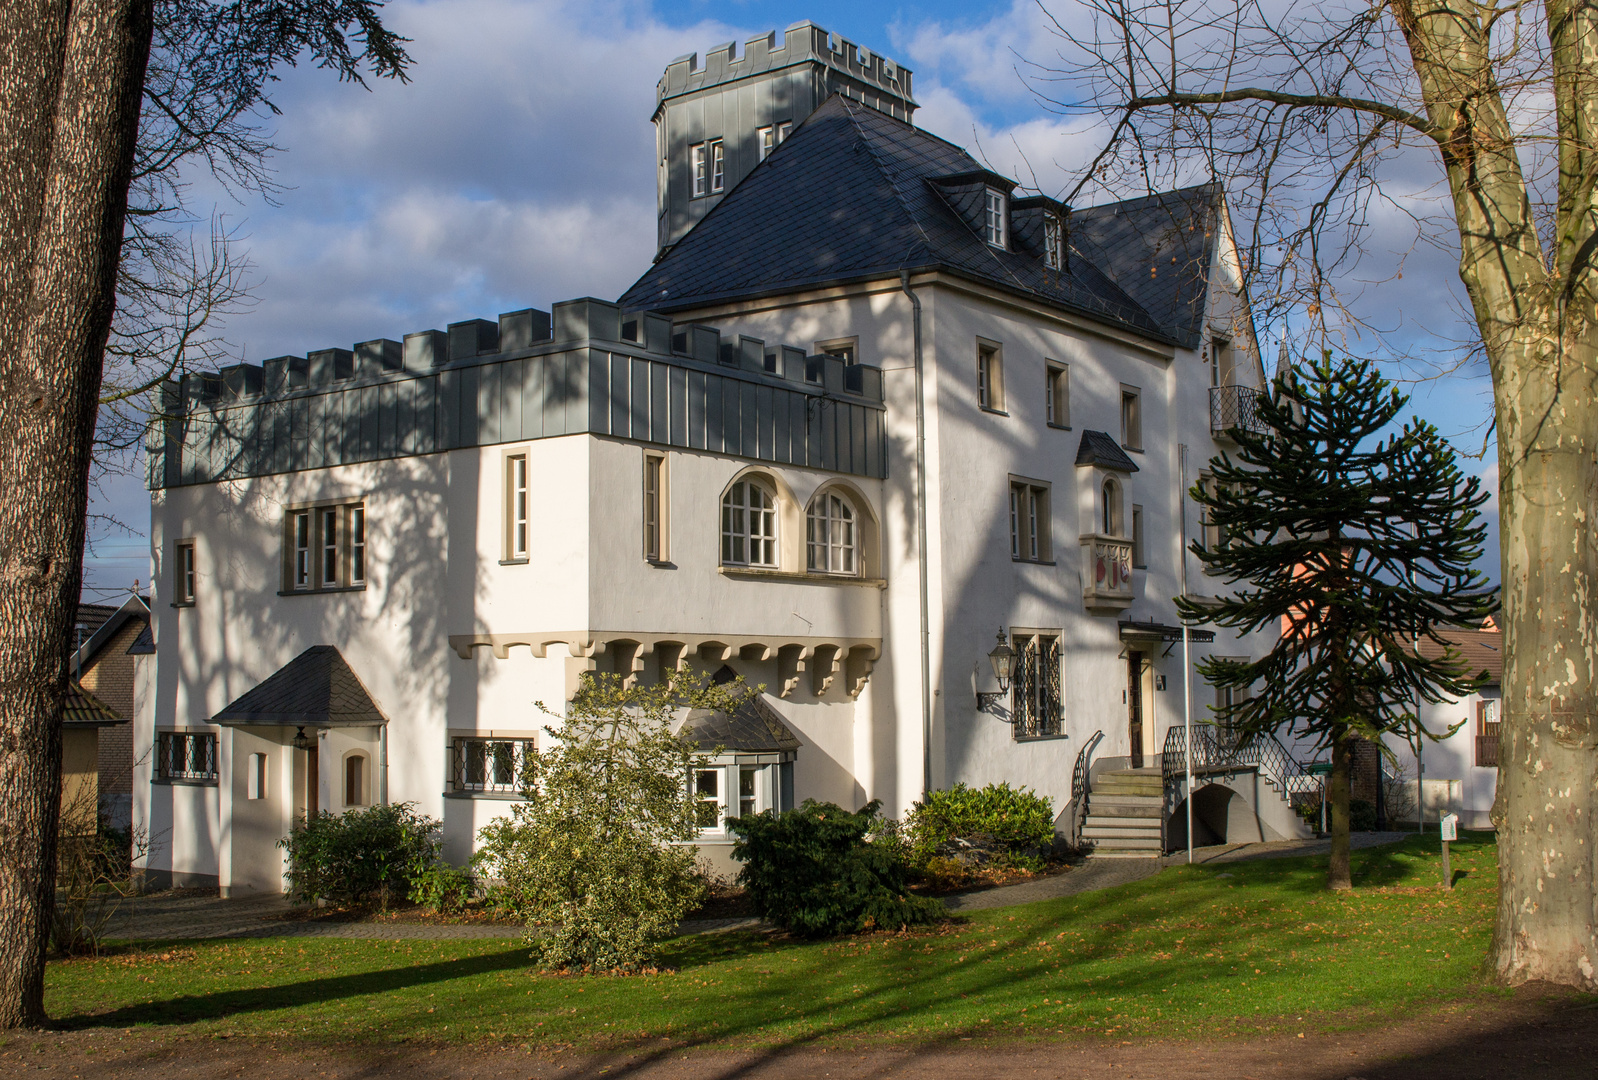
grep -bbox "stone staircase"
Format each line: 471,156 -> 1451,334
1082,767 -> 1164,858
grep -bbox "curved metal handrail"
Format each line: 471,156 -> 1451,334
1069,729 -> 1104,845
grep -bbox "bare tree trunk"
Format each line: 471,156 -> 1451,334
1328,732 -> 1353,891
0,0 -> 152,1029
1490,326 -> 1598,989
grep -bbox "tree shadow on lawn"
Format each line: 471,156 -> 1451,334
56,946 -> 534,1030
53,835 -> 1493,1067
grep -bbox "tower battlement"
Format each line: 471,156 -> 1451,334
657,21 -> 914,110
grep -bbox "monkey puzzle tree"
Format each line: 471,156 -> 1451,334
1042,0 -> 1598,990
0,0 -> 409,1029
1178,356 -> 1496,891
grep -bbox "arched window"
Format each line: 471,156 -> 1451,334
1103,478 -> 1123,537
721,480 -> 777,567
343,753 -> 367,807
806,491 -> 857,574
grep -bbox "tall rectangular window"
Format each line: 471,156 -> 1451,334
709,138 -> 725,193
349,505 -> 366,584
1132,504 -> 1146,568
977,340 -> 1003,411
320,507 -> 339,587
984,188 -> 1007,247
758,126 -> 774,160
691,142 -> 708,197
1046,362 -> 1069,427
175,541 -> 196,604
1008,479 -> 1050,562
643,453 -> 666,562
293,512 -> 311,589
777,121 -> 791,143
1011,632 -> 1063,738
246,752 -> 267,800
507,454 -> 529,560
1211,338 -> 1231,387
1044,214 -> 1063,269
1121,386 -> 1142,450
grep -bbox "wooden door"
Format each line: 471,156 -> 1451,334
1128,650 -> 1145,768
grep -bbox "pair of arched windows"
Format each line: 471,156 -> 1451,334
719,480 -> 858,576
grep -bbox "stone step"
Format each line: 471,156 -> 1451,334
1084,815 -> 1163,830
1083,826 -> 1163,840
1088,795 -> 1162,810
1088,835 -> 1163,850
1093,778 -> 1164,793
1087,848 -> 1163,859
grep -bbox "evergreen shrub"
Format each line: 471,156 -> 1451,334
1349,799 -> 1379,833
728,800 -> 944,937
278,802 -> 439,907
904,782 -> 1055,867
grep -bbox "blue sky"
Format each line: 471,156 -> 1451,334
82,0 -> 1498,600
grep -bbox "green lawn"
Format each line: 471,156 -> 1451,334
45,833 -> 1506,1048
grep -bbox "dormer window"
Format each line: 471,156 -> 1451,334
984,189 -> 1007,247
1044,214 -> 1063,269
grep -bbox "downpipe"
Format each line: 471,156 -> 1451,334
901,269 -> 933,799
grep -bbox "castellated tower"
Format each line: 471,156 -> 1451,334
653,21 -> 916,254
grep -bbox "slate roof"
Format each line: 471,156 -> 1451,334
1069,184 -> 1223,350
678,694 -> 802,754
620,95 -> 1195,344
212,645 -> 388,727
1075,429 -> 1140,472
70,595 -> 150,672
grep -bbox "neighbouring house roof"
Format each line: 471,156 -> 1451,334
1075,429 -> 1140,472
63,680 -> 121,727
211,645 -> 388,727
1418,628 -> 1503,686
678,694 -> 802,754
1068,184 -> 1224,351
127,623 -> 155,655
619,95 -> 1192,344
70,594 -> 150,674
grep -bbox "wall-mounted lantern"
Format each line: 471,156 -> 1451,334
292,726 -> 313,752
976,629 -> 1015,711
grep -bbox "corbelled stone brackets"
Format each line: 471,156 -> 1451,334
447,631 -> 881,701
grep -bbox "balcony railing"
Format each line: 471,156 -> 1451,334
1475,734 -> 1500,768
1210,384 -> 1267,439
1080,535 -> 1134,609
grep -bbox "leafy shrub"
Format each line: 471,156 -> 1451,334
728,799 -> 944,937
408,861 -> 474,914
1349,798 -> 1378,832
279,802 -> 439,907
475,669 -> 750,972
903,782 -> 1055,867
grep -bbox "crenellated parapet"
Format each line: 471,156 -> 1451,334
148,296 -> 887,490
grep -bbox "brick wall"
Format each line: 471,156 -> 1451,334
79,616 -> 145,796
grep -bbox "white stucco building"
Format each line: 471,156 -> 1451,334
133,22 -> 1288,894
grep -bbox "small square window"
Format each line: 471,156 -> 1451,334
977,340 -> 1005,412
984,189 -> 1007,247
1008,479 -> 1050,562
506,454 -> 529,560
1046,362 -> 1069,427
174,541 -> 196,605
1044,214 -> 1063,269
1121,386 -> 1142,450
709,139 -> 725,193
644,452 -> 668,563
691,143 -> 708,197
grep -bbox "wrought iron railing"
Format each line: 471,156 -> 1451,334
1161,724 -> 1313,809
1209,385 -> 1267,438
1069,730 -> 1104,845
